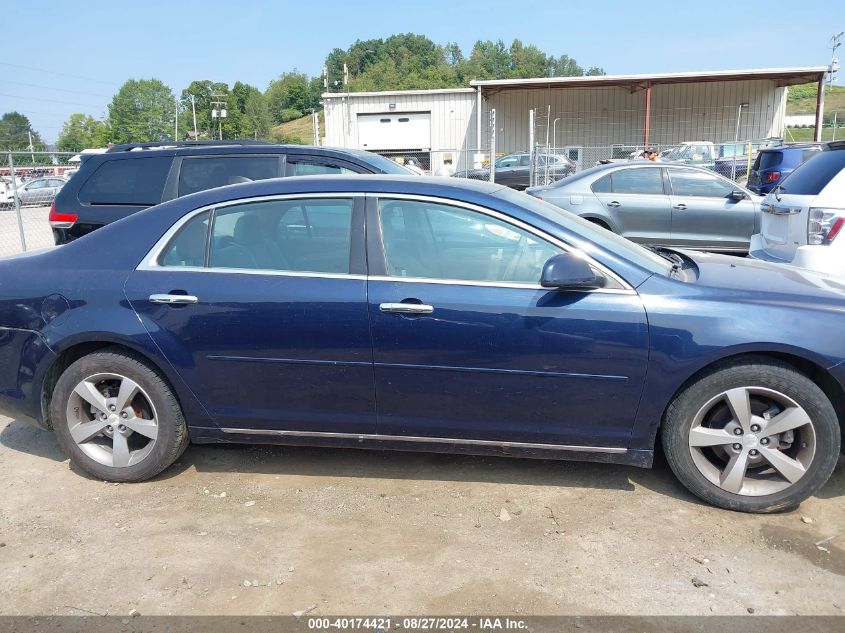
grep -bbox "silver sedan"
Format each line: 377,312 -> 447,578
527,163 -> 762,253
7,177 -> 68,208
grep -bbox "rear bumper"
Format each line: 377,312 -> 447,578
0,327 -> 56,429
748,236 -> 844,277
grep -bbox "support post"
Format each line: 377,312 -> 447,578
815,76 -> 826,143
8,152 -> 27,252
643,82 -> 652,148
488,109 -> 496,183
528,109 -> 535,188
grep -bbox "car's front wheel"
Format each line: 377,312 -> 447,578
51,348 -> 189,482
662,357 -> 841,512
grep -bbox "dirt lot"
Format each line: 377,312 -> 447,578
0,415 -> 843,617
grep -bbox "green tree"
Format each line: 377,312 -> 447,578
0,112 -> 45,150
56,113 -> 108,152
108,79 -> 175,143
266,72 -> 318,124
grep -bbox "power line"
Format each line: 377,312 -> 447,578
4,79 -> 110,98
0,62 -> 117,86
0,92 -> 104,108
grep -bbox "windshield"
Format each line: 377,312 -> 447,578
778,150 -> 845,196
493,187 -> 674,276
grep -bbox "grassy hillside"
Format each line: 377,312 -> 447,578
270,111 -> 324,145
787,83 -> 845,115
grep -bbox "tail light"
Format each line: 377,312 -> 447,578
808,208 -> 845,245
48,201 -> 77,229
764,171 -> 781,183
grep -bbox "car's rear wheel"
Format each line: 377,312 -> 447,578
662,357 -> 841,512
51,349 -> 189,482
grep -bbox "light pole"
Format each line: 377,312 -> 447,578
190,94 -> 198,140
211,94 -> 227,140
731,103 -> 749,182
552,118 -> 560,150
174,97 -> 178,141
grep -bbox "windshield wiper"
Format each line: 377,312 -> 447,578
646,246 -> 684,276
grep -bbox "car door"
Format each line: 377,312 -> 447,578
124,194 -> 376,435
493,155 -> 525,188
591,167 -> 672,244
666,167 -> 755,252
19,179 -> 45,205
366,194 -> 649,449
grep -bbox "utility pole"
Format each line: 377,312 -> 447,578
312,110 -> 320,146
174,97 -> 179,141
829,32 -> 843,91
27,130 -> 35,164
210,94 -> 227,140
190,94 -> 198,140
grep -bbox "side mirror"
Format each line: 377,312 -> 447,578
729,190 -> 747,201
540,253 -> 605,290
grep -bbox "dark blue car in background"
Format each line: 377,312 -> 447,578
0,175 -> 842,513
747,143 -> 822,194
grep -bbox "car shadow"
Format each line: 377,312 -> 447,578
3,419 -> 841,506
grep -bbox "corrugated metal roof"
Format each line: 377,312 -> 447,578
470,67 -> 828,91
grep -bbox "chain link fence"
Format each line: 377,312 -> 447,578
1,151 -> 77,258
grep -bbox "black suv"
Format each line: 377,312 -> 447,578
50,141 -> 413,244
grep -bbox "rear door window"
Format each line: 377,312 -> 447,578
287,159 -> 362,176
179,156 -> 280,196
780,150 -> 845,195
79,157 -> 171,205
610,168 -> 664,195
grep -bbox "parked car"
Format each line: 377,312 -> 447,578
747,143 -> 822,195
3,176 -> 67,208
1,175 -> 842,513
49,140 -> 414,244
748,141 -> 845,275
527,162 -> 762,253
662,141 -> 717,170
453,151 -> 575,190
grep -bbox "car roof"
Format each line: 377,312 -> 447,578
759,144 -> 821,153
92,142 -> 392,162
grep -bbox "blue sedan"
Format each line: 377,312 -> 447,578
0,175 -> 842,512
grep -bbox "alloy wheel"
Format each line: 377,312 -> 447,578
65,372 -> 159,468
687,386 -> 816,496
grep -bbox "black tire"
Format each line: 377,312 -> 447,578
662,357 -> 841,513
51,348 -> 189,482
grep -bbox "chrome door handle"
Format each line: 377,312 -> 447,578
149,294 -> 198,305
673,203 -> 687,210
379,302 -> 434,314
607,201 -> 621,208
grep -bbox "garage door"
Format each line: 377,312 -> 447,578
358,112 -> 431,151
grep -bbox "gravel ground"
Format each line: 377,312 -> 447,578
0,205 -> 54,258
0,416 -> 843,617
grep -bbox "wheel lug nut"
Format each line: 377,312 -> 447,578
751,424 -> 760,432
121,412 -> 128,418
733,428 -> 743,436
106,425 -> 112,432
109,405 -> 116,412
761,438 -> 769,445
750,449 -> 758,456
732,443 -> 742,450
118,424 -> 126,432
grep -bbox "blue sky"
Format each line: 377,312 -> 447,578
2,0 -> 842,143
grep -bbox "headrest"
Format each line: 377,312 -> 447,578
233,214 -> 263,246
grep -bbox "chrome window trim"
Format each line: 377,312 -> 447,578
137,192 -> 364,273
372,192 -> 634,292
220,427 -> 627,454
137,190 -> 635,294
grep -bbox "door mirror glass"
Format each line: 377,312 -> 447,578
540,253 -> 605,290
729,189 -> 747,201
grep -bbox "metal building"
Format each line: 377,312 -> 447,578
322,66 -> 828,173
